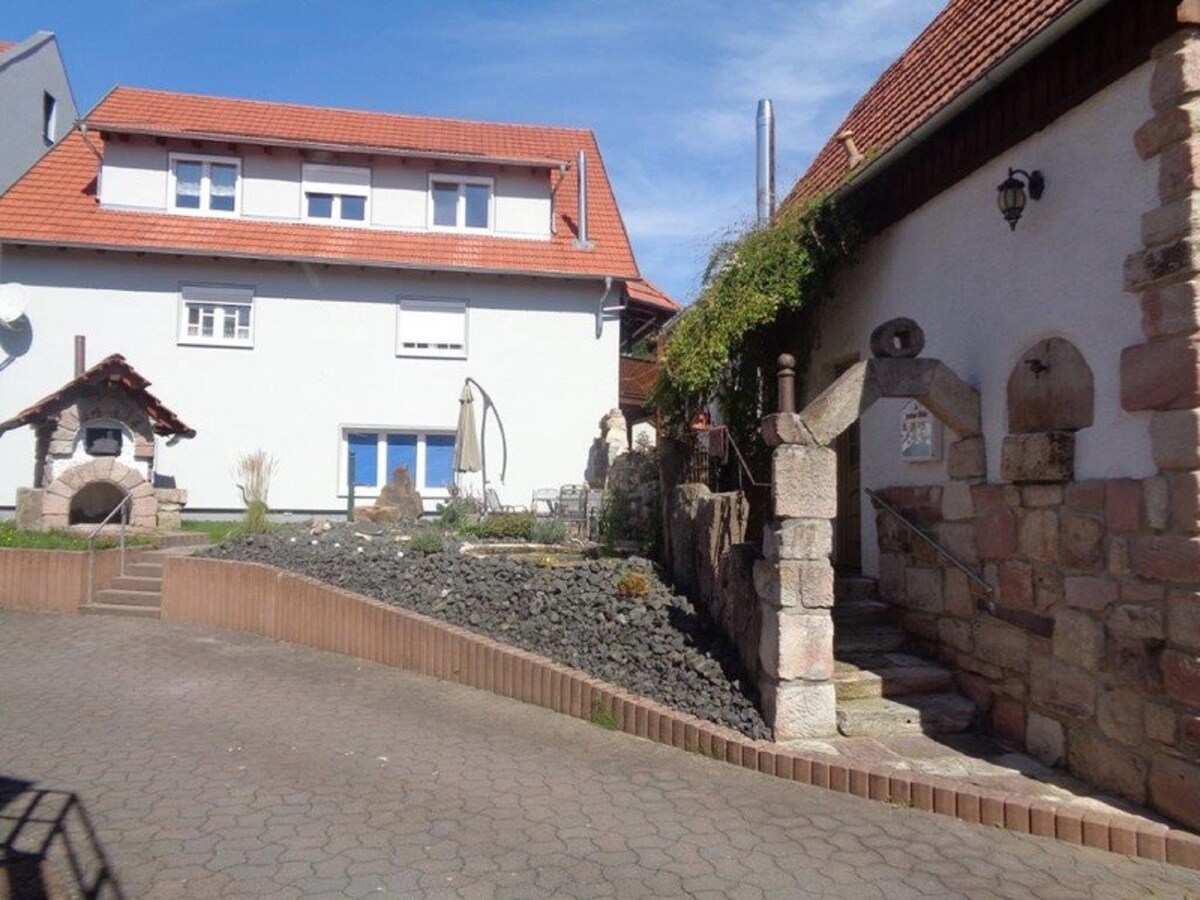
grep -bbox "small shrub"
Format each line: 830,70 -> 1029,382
408,529 -> 445,554
590,698 -> 619,731
463,512 -> 534,541
437,489 -> 480,530
530,518 -> 567,545
615,571 -> 651,598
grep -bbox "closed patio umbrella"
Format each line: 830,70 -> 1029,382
454,382 -> 482,473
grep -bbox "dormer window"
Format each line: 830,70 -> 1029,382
429,175 -> 492,232
303,164 -> 369,224
169,154 -> 240,215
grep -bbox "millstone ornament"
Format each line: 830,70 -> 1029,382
869,317 -> 925,359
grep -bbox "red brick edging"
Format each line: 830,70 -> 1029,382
159,556 -> 1200,870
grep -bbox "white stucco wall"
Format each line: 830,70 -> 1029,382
806,62 -> 1156,577
0,34 -> 77,194
0,249 -> 619,515
99,139 -> 552,238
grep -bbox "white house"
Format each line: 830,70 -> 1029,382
0,32 -> 76,194
0,86 -> 671,518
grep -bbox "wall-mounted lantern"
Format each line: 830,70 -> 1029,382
996,167 -> 1045,231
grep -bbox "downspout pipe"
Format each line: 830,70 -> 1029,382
824,0 -> 1112,204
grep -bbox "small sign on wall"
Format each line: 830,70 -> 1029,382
901,400 -> 941,462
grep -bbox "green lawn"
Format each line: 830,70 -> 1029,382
180,520 -> 244,543
0,520 -> 158,551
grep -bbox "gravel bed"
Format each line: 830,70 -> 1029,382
205,524 -> 770,739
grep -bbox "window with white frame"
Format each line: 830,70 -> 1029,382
178,285 -> 254,347
395,297 -> 467,358
303,163 -> 369,223
169,154 -> 241,214
428,175 -> 492,231
42,92 -> 57,144
341,429 -> 457,496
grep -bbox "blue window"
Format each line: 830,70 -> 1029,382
307,193 -> 334,218
341,195 -> 366,221
386,433 -> 418,483
348,432 -> 378,487
425,435 -> 456,490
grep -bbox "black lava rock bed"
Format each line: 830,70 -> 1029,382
205,524 -> 771,740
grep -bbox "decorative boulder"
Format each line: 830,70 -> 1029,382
375,465 -> 424,523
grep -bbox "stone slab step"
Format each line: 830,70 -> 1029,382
833,655 -> 955,701
81,603 -> 161,619
111,575 -> 163,592
832,599 -> 892,627
834,576 -> 878,603
836,693 -> 976,737
93,588 -> 162,608
835,624 -> 906,654
124,563 -> 163,578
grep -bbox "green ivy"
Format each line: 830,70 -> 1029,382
652,197 -> 860,469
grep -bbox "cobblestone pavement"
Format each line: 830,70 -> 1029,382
2,610 -> 1199,899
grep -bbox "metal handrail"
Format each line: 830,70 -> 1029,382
85,490 -> 133,605
864,487 -> 992,594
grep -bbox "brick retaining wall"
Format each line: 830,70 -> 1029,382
0,548 -> 121,613
160,555 -> 1200,869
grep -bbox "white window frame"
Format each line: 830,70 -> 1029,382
168,152 -> 242,217
337,427 -> 457,499
177,284 -> 255,348
427,174 -> 494,232
302,163 -> 371,225
395,296 -> 468,360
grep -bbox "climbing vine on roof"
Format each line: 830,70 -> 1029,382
652,196 -> 860,464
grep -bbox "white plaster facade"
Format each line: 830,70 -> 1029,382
0,33 -> 76,194
0,248 -> 620,514
98,138 -> 553,238
805,62 -> 1157,576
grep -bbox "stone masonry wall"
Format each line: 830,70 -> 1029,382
878,473 -> 1200,830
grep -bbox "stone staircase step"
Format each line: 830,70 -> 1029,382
81,602 -> 160,619
111,575 -> 162,592
836,693 -> 976,737
124,563 -> 163,578
835,624 -> 906,654
832,599 -> 893,627
93,588 -> 162,608
833,654 -> 955,701
834,575 -> 878,603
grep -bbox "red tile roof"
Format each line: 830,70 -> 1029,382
0,354 -> 195,438
786,0 -> 1077,208
624,278 -> 681,314
0,87 -> 639,280
0,42 -> 15,54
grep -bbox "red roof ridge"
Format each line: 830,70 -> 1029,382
89,85 -> 597,141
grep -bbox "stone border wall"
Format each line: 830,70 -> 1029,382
877,473 -> 1200,832
0,548 -> 122,613
156,555 -> 1200,869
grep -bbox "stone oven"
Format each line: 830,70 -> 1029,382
0,354 -> 195,530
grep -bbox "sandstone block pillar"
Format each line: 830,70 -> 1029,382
757,447 -> 838,740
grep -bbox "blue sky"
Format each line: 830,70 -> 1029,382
2,1 -> 942,303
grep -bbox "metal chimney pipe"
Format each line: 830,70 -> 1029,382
756,99 -> 776,225
74,335 -> 85,377
574,150 -> 592,249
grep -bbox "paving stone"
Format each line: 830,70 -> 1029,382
0,609 -> 1198,898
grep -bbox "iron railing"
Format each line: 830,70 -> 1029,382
85,490 -> 132,605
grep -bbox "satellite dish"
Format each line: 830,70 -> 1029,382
0,292 -> 27,329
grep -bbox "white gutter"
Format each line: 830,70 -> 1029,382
84,125 -> 568,170
826,0 -> 1112,202
0,236 -> 635,283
